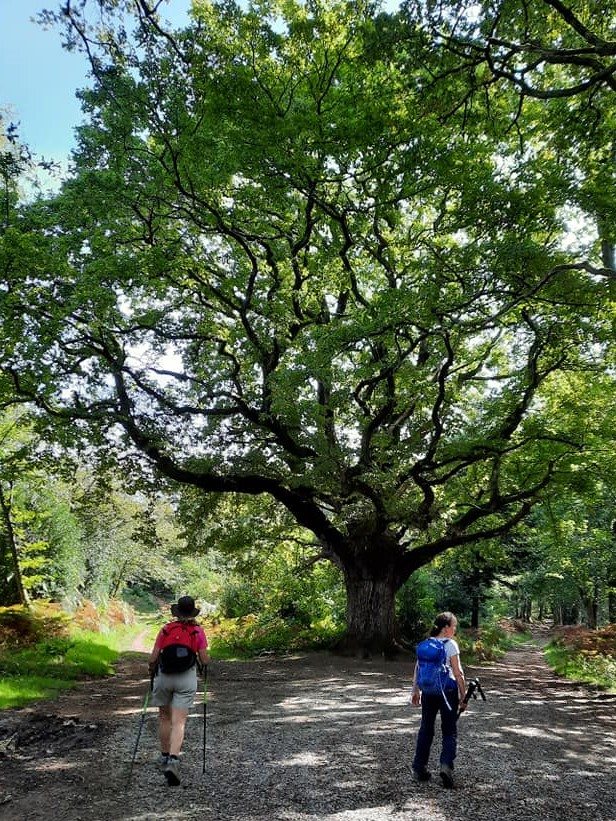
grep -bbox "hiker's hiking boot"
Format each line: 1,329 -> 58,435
164,756 -> 181,786
159,753 -> 169,771
412,768 -> 432,782
440,764 -> 454,789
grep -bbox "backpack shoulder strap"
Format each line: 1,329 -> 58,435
439,638 -> 451,662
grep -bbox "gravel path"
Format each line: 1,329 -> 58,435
1,640 -> 615,820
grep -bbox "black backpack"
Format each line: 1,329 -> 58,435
158,622 -> 200,674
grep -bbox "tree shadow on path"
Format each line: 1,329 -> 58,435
0,642 -> 614,820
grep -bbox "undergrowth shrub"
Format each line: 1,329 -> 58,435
546,625 -> 616,691
206,614 -> 344,658
0,602 -> 69,649
457,623 -> 529,663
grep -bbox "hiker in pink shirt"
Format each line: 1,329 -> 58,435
149,596 -> 209,786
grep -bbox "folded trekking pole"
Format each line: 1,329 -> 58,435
202,665 -> 208,775
458,677 -> 486,717
126,673 -> 154,788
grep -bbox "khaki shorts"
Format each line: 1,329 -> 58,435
151,668 -> 198,710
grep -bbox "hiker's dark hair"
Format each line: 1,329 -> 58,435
430,611 -> 457,637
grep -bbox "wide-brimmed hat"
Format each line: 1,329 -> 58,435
171,595 -> 200,618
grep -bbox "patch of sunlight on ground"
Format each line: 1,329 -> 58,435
274,752 -> 330,767
295,805 -> 450,821
506,724 -> 556,738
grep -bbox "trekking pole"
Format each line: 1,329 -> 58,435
458,677 -> 486,717
126,673 -> 154,788
202,665 -> 208,775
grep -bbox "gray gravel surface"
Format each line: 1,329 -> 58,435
1,640 -> 615,820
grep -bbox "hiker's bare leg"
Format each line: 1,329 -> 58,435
169,707 -> 189,756
158,706 -> 172,753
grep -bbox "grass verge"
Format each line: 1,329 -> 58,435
0,602 -> 146,710
0,637 -> 120,710
545,640 -> 616,693
0,635 -> 122,710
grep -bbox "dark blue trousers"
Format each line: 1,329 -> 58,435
412,689 -> 460,771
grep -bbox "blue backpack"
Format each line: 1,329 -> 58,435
415,637 -> 454,708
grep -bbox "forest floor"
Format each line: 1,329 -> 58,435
0,631 -> 615,821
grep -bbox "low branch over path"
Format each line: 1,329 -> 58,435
0,641 -> 614,820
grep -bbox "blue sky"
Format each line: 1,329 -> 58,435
1,0 -> 401,172
0,0 -> 191,165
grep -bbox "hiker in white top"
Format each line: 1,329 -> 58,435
411,611 -> 466,788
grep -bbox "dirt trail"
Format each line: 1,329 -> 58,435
0,640 -> 614,821
129,629 -> 152,653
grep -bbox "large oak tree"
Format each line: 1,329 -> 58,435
1,0 -> 613,651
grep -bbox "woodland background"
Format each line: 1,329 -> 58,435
1,0 -> 615,669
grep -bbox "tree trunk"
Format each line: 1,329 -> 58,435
580,582 -> 599,628
560,602 -> 578,625
584,601 -> 598,629
609,586 -> 616,625
0,483 -> 27,606
337,564 -> 401,657
470,593 -> 480,629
